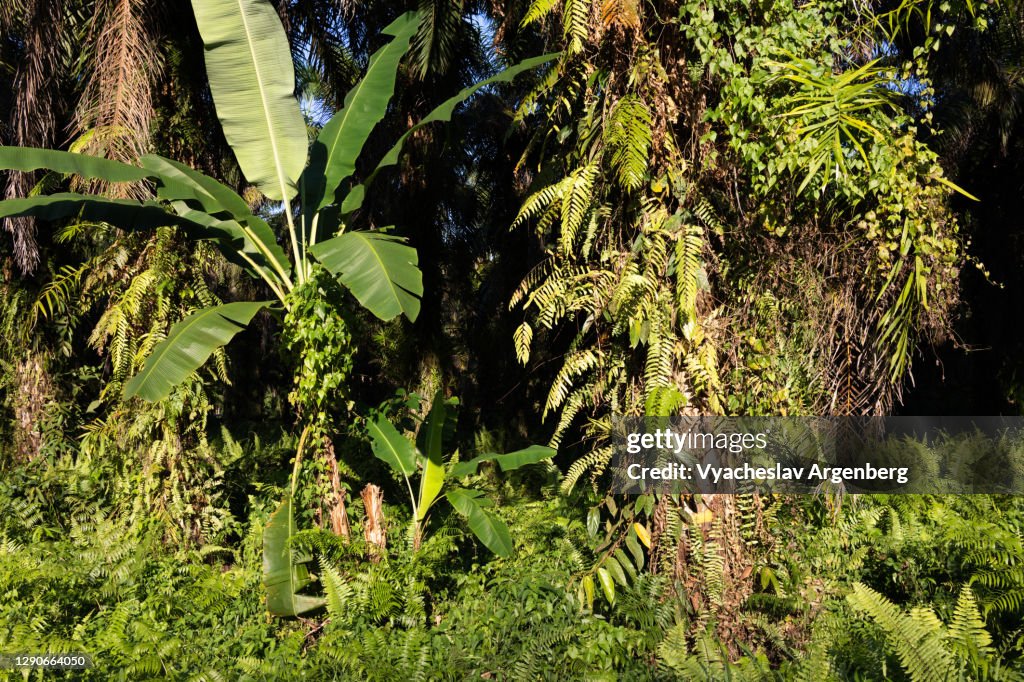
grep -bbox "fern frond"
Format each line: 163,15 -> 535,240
643,306 -> 674,389
847,582 -> 955,682
947,586 -> 993,661
551,386 -> 593,447
512,176 -> 572,231
545,348 -> 602,417
510,260 -> 553,310
319,556 -> 352,624
33,262 -> 90,322
521,0 -> 561,27
563,0 -> 591,54
645,386 -> 687,416
561,446 -> 614,493
674,221 -> 704,326
692,198 -> 725,236
514,321 -> 534,365
606,95 -> 652,191
559,165 -> 599,254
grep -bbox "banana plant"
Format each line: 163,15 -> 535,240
262,427 -> 326,617
367,391 -> 555,557
0,0 -> 555,403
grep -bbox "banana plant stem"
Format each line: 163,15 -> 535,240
283,201 -> 305,286
290,425 -> 312,498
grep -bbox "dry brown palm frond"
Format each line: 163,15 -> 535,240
73,0 -> 163,198
599,0 -> 640,32
3,0 -> 69,273
0,0 -> 21,32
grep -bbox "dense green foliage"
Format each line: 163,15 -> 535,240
2,0 -> 1024,678
1,447 -> 1022,678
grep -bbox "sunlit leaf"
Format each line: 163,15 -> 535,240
310,231 -> 422,322
263,496 -> 326,617
124,301 -> 271,401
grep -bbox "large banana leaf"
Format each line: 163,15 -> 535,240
0,193 -> 183,229
170,203 -> 276,278
142,155 -> 291,277
416,390 -> 448,522
367,415 -> 417,478
263,496 -> 326,617
124,301 -> 271,401
309,231 -> 422,322
0,148 -> 292,277
340,52 -> 559,215
0,146 -> 151,183
305,13 -> 419,213
191,0 -> 308,202
140,154 -> 253,218
0,192 -> 286,282
449,444 -> 555,478
445,488 -> 513,557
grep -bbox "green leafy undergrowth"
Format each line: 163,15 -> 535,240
0,473 -> 658,680
2,441 -> 1024,680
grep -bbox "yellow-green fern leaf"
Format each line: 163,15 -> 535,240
606,95 -> 652,191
